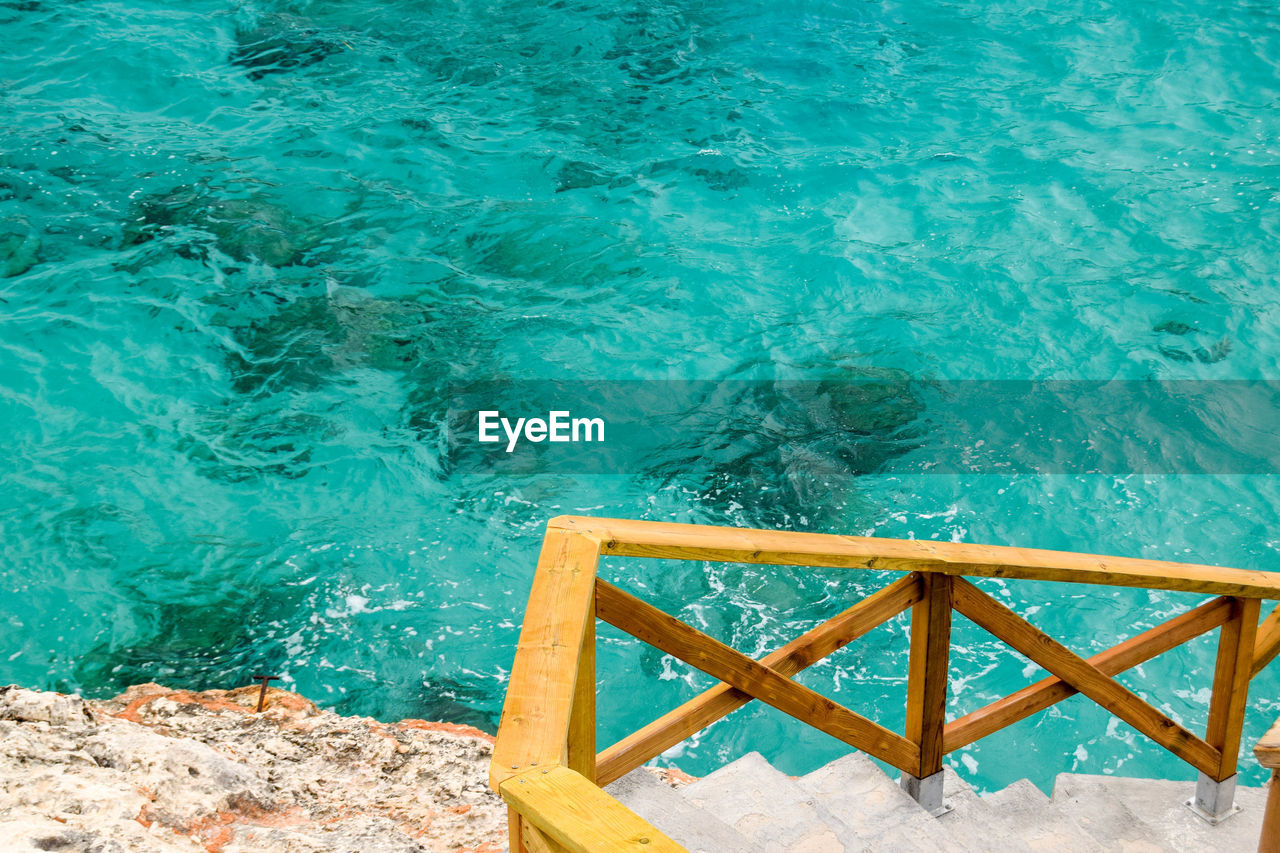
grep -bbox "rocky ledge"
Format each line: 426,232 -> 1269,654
0,684 -> 506,853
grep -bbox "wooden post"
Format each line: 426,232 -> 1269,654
1261,771 -> 1280,853
1257,716 -> 1280,851
902,572 -> 952,815
1207,597 -> 1261,778
490,529 -> 601,790
521,822 -> 566,853
1196,596 -> 1260,821
507,805 -> 525,853
568,597 -> 596,783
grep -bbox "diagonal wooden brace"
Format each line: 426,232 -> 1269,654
1252,603 -> 1280,677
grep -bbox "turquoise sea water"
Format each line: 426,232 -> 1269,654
4,0 -> 1280,794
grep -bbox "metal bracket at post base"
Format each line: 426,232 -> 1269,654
1184,772 -> 1241,825
901,769 -> 952,817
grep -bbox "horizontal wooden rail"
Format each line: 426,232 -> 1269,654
596,579 -> 920,772
551,516 -> 1280,598
500,766 -> 684,853
596,573 -> 922,785
945,596 -> 1233,752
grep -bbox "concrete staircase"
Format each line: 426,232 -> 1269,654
603,752 -> 1270,852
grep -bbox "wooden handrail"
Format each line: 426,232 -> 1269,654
500,766 -> 684,853
550,516 -> 1280,598
494,517 -> 1280,853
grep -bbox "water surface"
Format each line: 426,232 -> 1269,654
3,0 -> 1280,791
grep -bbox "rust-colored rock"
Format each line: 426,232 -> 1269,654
0,684 -> 504,852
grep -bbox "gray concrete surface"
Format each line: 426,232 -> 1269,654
604,754 -> 1270,852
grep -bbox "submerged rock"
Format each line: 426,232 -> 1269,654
1153,319 -> 1196,336
231,17 -> 345,80
180,407 -> 326,482
0,217 -> 40,276
123,187 -> 319,267
647,151 -> 750,193
0,684 -> 505,852
665,368 -> 925,528
1153,319 -> 1232,364
554,160 -> 614,193
221,283 -> 429,396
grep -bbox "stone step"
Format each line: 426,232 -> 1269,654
606,767 -> 765,853
1051,773 -> 1176,852
795,753 -> 959,852
522,757 -> 1273,852
679,751 -> 865,853
1052,773 -> 1266,853
982,778 -> 1105,852
934,767 -> 1037,853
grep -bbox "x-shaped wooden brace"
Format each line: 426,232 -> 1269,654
950,577 -> 1227,777
595,578 -> 922,773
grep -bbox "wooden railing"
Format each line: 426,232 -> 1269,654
491,516 -> 1280,853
